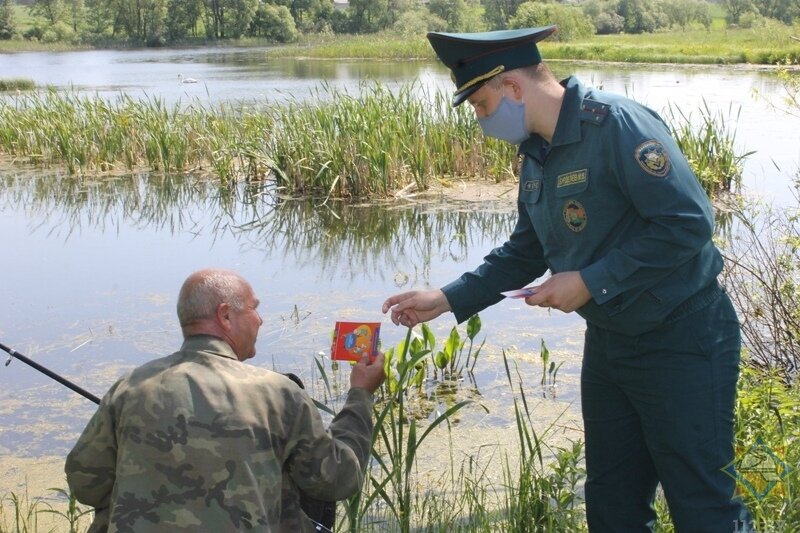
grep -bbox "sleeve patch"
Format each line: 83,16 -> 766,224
635,140 -> 671,177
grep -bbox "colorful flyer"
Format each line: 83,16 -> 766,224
331,321 -> 380,362
501,286 -> 538,299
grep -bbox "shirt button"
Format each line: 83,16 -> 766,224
602,289 -> 607,294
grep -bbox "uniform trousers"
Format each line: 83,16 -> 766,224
582,281 -> 753,532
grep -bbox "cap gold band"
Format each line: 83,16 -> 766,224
453,65 -> 506,95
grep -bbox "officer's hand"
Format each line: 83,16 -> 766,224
381,289 -> 451,328
350,352 -> 386,394
524,271 -> 591,313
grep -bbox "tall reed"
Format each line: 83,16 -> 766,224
501,350 -> 586,532
667,100 -> 754,196
267,81 -> 516,198
1,83 -> 749,200
0,90 -> 274,178
343,327 -> 486,532
0,488 -> 46,533
0,83 -> 517,197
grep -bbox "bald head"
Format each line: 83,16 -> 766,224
178,269 -> 247,328
177,269 -> 263,360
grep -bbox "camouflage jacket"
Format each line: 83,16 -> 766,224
65,335 -> 374,532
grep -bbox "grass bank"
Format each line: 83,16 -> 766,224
266,22 -> 800,66
0,78 -> 35,91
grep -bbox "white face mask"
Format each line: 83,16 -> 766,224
477,93 -> 530,145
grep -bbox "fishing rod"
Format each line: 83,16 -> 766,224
1,341 -> 101,405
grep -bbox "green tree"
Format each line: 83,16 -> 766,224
143,0 -> 168,45
250,3 -> 298,41
165,0 -> 203,40
510,1 -> 594,40
224,0 -> 258,38
481,0 -> 525,29
0,0 -> 15,39
692,0 -> 712,29
203,0 -> 257,39
657,0 -> 711,29
582,0 -> 625,34
754,0 -> 800,23
618,0 -> 665,33
31,0 -> 69,25
69,0 -> 86,33
329,8 -> 350,32
82,0 -> 114,39
267,0 -> 332,31
385,0 -> 415,28
31,0 -> 89,41
392,7 -> 447,35
349,0 -> 389,32
721,0 -> 756,24
429,0 -> 485,32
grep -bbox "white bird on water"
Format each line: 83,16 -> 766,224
178,74 -> 198,84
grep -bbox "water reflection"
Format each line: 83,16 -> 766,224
0,173 -> 516,285
239,198 -> 516,284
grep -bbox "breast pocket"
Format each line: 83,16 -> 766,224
519,179 -> 542,204
555,173 -> 589,198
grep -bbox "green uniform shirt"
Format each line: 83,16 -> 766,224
65,335 -> 374,532
443,76 -> 722,335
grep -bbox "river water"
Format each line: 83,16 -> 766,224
0,47 -> 798,461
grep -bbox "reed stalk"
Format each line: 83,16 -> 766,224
0,82 -> 517,198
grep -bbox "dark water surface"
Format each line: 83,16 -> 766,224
0,48 -> 798,457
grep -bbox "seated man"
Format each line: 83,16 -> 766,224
65,268 -> 385,532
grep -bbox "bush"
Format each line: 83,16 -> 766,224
330,9 -> 351,34
510,1 -> 595,41
738,11 -> 769,29
250,4 -> 298,43
41,21 -> 76,44
23,26 -> 44,41
392,9 -> 447,36
594,12 -> 625,34
721,186 -> 800,381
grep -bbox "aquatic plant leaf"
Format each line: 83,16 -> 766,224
434,350 -> 449,370
466,314 -> 481,340
421,322 -> 436,351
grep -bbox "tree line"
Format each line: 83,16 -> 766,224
0,0 -> 798,46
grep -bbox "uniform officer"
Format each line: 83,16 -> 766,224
382,26 -> 753,532
66,268 -> 385,532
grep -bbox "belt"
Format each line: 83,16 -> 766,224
663,280 -> 723,324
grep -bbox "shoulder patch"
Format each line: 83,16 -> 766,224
635,140 -> 671,177
580,99 -> 610,125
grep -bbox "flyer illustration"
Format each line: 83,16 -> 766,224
331,321 -> 380,362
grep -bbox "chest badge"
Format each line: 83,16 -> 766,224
563,200 -> 587,232
635,140 -> 671,177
